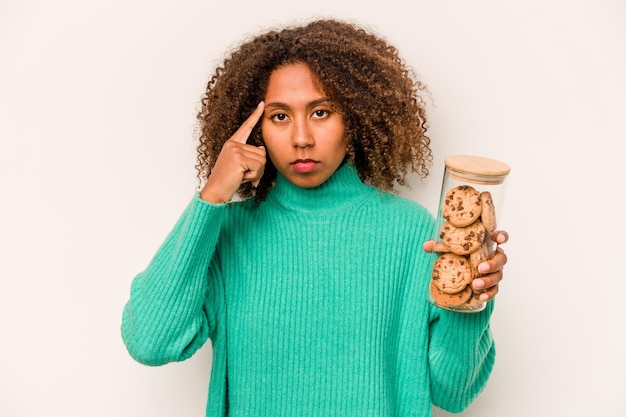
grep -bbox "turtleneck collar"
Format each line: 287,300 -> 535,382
265,162 -> 374,212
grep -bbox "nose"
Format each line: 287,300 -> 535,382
291,118 -> 314,148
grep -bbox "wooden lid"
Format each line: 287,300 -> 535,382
444,155 -> 511,177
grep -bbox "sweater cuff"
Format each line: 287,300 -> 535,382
431,299 -> 494,356
173,192 -> 227,243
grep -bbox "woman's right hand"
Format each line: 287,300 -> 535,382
200,102 -> 266,204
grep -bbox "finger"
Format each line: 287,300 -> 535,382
238,146 -> 266,184
229,101 -> 265,144
237,144 -> 266,169
422,240 -> 452,253
247,169 -> 264,187
250,147 -> 266,187
477,284 -> 499,302
241,157 -> 266,184
472,269 -> 502,292
229,141 -> 266,160
489,230 -> 509,245
477,246 -> 507,275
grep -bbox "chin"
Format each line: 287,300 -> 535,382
292,179 -> 323,188
287,174 -> 327,189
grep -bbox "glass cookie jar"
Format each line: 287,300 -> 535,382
427,155 -> 511,313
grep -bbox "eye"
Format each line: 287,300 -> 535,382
271,112 -> 288,122
312,109 -> 329,119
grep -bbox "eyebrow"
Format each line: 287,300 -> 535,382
264,98 -> 332,110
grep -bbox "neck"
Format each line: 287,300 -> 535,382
266,163 -> 373,212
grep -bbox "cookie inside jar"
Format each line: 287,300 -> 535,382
427,155 -> 510,312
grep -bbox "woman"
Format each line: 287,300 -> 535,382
122,18 -> 508,416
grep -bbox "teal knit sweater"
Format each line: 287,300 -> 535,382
121,163 -> 495,416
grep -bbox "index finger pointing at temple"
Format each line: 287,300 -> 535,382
229,101 -> 265,144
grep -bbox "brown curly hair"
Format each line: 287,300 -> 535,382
196,18 -> 432,201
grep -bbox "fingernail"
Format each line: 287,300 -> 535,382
473,279 -> 485,289
479,293 -> 490,301
478,263 -> 489,274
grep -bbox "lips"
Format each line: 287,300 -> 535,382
292,159 -> 319,173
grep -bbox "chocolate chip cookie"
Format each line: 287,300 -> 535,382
439,220 -> 486,256
479,191 -> 497,232
431,252 -> 473,294
442,185 -> 482,227
430,281 -> 473,307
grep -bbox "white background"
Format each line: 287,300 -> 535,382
1,0 -> 625,416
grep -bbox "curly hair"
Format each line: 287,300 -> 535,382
196,18 -> 432,201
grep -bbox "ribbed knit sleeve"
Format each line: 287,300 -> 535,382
121,194 -> 226,366
428,299 -> 495,413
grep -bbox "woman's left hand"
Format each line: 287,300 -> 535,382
423,231 -> 509,302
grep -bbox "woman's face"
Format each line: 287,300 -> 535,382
261,63 -> 347,189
